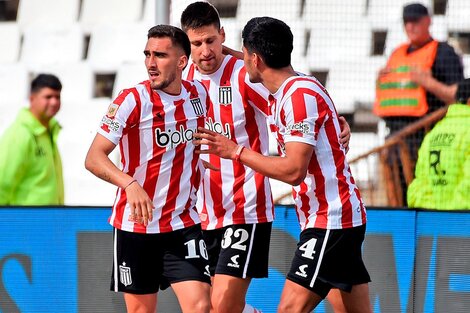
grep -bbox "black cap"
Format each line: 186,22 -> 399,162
456,79 -> 470,104
403,3 -> 429,22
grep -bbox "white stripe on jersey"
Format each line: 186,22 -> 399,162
183,55 -> 275,230
97,80 -> 208,234
270,76 -> 366,230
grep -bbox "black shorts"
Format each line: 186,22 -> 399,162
286,224 -> 371,298
203,222 -> 272,278
111,225 -> 211,294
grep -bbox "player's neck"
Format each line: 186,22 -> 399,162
262,65 -> 297,94
161,81 -> 182,96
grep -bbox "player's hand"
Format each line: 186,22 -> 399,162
202,160 -> 220,171
125,181 -> 154,226
338,116 -> 351,153
194,127 -> 238,160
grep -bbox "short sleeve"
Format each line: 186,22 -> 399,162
282,87 -> 325,147
97,89 -> 139,145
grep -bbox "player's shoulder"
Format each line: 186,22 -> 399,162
233,57 -> 245,68
113,80 -> 150,104
286,75 -> 323,91
182,79 -> 208,97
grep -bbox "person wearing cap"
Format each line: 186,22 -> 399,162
407,78 -> 470,210
374,2 -> 464,205
0,74 -> 64,205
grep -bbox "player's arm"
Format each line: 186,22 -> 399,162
85,133 -> 154,225
194,127 -> 313,185
222,45 -> 244,60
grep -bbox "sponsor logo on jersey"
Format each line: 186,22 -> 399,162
228,255 -> 240,268
155,125 -> 196,149
106,103 -> 119,117
287,121 -> 312,135
190,97 -> 204,116
205,117 -> 231,139
119,262 -> 132,286
219,86 -> 232,105
295,264 -> 308,278
101,116 -> 121,132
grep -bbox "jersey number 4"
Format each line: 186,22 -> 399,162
299,238 -> 318,260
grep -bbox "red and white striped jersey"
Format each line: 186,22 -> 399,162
183,55 -> 275,230
97,79 -> 209,234
268,75 -> 366,230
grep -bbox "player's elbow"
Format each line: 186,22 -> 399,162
285,168 -> 307,186
84,151 -> 96,174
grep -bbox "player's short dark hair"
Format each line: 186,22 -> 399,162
147,24 -> 191,58
456,78 -> 470,104
31,74 -> 62,94
242,17 -> 293,69
180,1 -> 221,32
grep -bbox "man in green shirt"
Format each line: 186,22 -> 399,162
408,78 -> 470,210
0,74 -> 64,205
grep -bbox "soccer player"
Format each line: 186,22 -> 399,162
181,3 -> 274,313
194,17 -> 372,313
180,3 -> 351,313
85,25 -> 211,313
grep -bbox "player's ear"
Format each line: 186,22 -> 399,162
253,52 -> 261,68
178,54 -> 188,70
220,26 -> 226,44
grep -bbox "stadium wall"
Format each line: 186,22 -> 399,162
0,206 -> 469,313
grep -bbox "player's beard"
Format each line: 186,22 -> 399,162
151,71 -> 176,91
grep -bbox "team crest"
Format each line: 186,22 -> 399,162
190,97 -> 204,116
119,262 -> 132,286
107,103 -> 119,117
219,86 -> 232,105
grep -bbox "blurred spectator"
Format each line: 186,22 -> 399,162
0,74 -> 64,205
408,78 -> 470,210
374,2 -> 464,204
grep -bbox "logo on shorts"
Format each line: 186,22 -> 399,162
119,262 -> 132,286
295,264 -> 308,278
228,255 -> 240,268
204,265 -> 211,277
